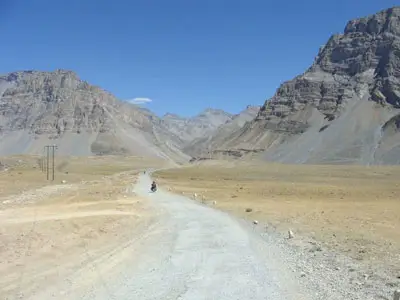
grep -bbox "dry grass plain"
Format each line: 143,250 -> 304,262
154,161 -> 400,273
0,155 -> 167,299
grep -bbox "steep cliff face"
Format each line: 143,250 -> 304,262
210,7 -> 400,165
257,7 -> 400,131
0,70 -> 189,162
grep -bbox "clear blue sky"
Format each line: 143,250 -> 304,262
0,0 -> 397,117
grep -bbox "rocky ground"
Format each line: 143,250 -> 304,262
29,173 -> 392,300
252,220 -> 399,300
2,156 -> 399,299
155,160 -> 400,300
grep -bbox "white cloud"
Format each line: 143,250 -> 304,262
127,97 -> 153,104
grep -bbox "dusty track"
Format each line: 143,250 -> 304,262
111,174 -> 312,300
3,161 -> 397,299
155,162 -> 400,299
0,155 -> 169,299
8,173 -> 315,299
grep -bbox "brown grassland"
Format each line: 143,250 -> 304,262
0,155 -> 167,298
2,154 -> 400,297
154,160 -> 400,272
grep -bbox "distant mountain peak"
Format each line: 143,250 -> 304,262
245,105 -> 261,111
163,113 -> 182,119
202,108 -> 231,115
160,107 -> 233,144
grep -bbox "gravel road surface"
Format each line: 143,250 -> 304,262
24,173 -> 395,300
29,174 -> 324,299
95,174 -> 312,300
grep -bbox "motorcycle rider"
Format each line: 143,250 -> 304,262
151,180 -> 157,191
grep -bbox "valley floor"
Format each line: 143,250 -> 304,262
154,160 -> 400,299
0,155 -> 165,299
1,156 -> 399,299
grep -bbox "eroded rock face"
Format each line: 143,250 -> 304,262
257,7 -> 400,127
0,70 -> 189,160
0,70 -> 118,135
344,7 -> 400,36
202,7 -> 400,165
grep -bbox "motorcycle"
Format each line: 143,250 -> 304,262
150,185 -> 157,192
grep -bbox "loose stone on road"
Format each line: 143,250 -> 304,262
105,174 -> 310,300
28,174 -> 313,300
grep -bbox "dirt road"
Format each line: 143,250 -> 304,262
15,172 -> 388,299
129,174 -> 314,299
34,173 -> 312,300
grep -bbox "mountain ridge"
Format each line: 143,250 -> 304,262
183,105 -> 261,157
0,69 -> 189,162
200,6 -> 400,165
2,6 -> 400,165
0,69 -> 242,161
160,108 -> 234,145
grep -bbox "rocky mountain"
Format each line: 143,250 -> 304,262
184,105 -> 260,157
203,6 -> 400,165
0,69 -> 190,162
3,7 -> 400,166
161,108 -> 233,144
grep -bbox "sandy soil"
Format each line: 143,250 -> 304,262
29,174 -> 353,300
51,173 -> 396,300
154,161 -> 400,289
2,155 -> 400,299
0,155 -> 167,299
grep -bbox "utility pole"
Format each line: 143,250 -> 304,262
44,145 -> 57,180
45,146 -> 49,180
42,147 -> 46,172
52,144 -> 56,181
